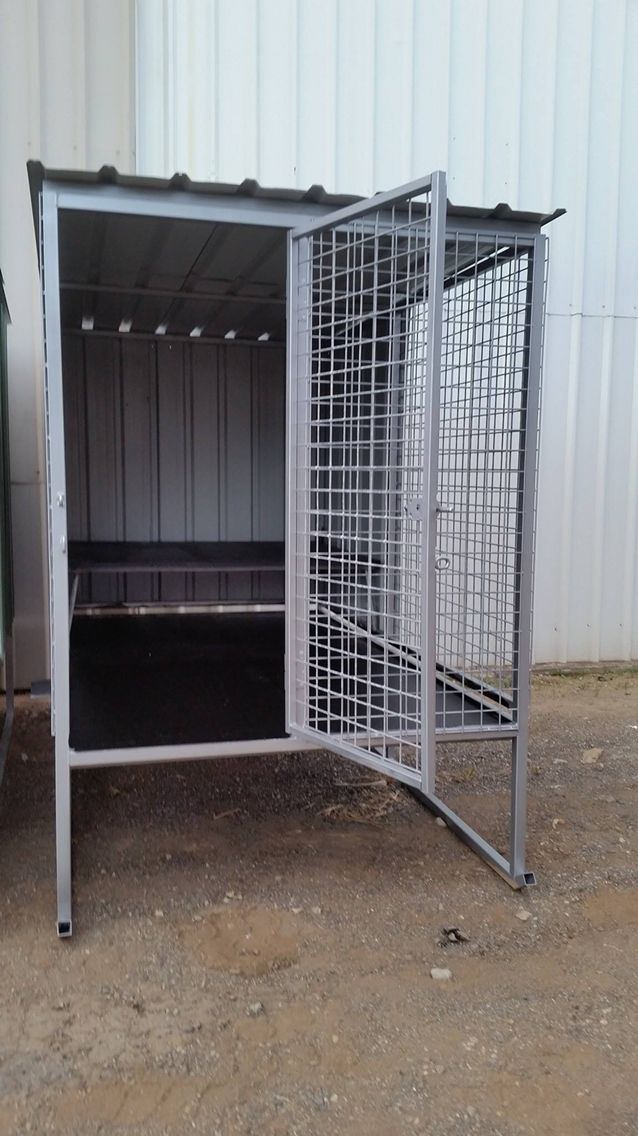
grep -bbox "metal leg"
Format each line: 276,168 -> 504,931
409,733 -> 536,890
55,737 -> 73,936
510,732 -> 536,886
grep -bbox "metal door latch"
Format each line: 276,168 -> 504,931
404,498 -> 423,519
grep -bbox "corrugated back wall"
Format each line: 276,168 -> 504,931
63,335 -> 285,604
135,0 -> 638,664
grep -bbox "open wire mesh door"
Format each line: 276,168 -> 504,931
287,174 -> 446,788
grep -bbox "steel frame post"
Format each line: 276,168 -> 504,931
42,187 -> 73,935
286,231 -> 312,734
508,233 -> 546,883
421,170 -> 446,795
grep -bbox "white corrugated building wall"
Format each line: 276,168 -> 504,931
0,0 -> 134,687
0,0 -> 636,685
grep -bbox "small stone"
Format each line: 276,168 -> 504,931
435,817 -> 447,828
329,1094 -> 338,1104
20,752 -> 29,763
442,926 -> 469,944
154,909 -> 164,919
430,967 -> 452,981
331,1034 -> 339,1044
291,907 -> 303,915
311,905 -> 322,915
247,1001 -> 265,1017
515,909 -> 532,922
581,747 -> 603,764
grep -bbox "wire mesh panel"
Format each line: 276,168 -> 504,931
435,233 -> 538,732
287,177 -> 445,784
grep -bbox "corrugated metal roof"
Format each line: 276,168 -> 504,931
33,162 -> 563,344
27,161 -> 565,233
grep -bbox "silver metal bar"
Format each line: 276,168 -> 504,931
76,601 -> 285,617
408,787 -> 534,888
61,281 -> 285,306
285,231 -> 312,733
509,235 -> 547,879
433,726 -> 518,742
421,171 -> 447,794
42,185 -> 73,937
54,183 -> 338,228
69,734 -> 318,769
285,231 -> 296,731
66,329 -> 284,348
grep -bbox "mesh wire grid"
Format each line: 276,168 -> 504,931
290,203 -> 539,776
291,196 -> 434,777
436,233 -> 534,732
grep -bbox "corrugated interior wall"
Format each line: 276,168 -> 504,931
135,0 -> 638,664
63,336 -> 285,603
0,0 -> 134,686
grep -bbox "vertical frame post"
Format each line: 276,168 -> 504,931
509,233 -> 547,883
42,186 -> 72,935
286,232 -> 312,733
420,171 -> 447,794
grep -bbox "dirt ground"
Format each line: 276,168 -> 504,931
0,670 -> 636,1136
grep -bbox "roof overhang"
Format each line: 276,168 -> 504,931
27,161 -> 566,240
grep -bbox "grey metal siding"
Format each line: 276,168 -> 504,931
63,336 -> 285,605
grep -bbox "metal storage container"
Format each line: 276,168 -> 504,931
30,163 -> 561,935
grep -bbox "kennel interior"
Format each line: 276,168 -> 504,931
30,164 -> 560,933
